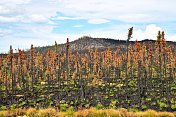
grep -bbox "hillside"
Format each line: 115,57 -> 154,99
1,36 -> 176,57
35,36 -> 176,53
35,36 -> 126,53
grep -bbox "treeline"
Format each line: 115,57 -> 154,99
0,31 -> 175,111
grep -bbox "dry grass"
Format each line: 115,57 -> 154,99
136,109 -> 158,117
26,108 -> 38,117
157,111 -> 175,117
0,108 -> 175,117
74,108 -> 89,117
136,110 -> 175,117
38,108 -> 57,117
1,108 -> 26,117
174,112 -> 176,117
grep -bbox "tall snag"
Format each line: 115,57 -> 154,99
125,27 -> 133,107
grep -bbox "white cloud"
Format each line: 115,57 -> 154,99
133,24 -> 162,41
0,29 -> 13,37
72,24 -> 175,42
88,18 -> 110,24
0,0 -> 59,24
0,6 -> 20,15
168,35 -> 176,42
0,0 -> 176,24
54,16 -> 85,20
1,0 -> 175,24
92,24 -> 176,42
0,16 -> 20,23
29,14 -> 48,23
57,0 -> 176,23
0,0 -> 30,5
117,14 -> 156,23
0,0 -> 176,53
73,25 -> 84,28
0,14 -> 49,24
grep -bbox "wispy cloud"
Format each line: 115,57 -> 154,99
0,0 -> 31,5
73,25 -> 84,28
54,16 -> 85,20
28,14 -> 48,23
0,29 -> 13,37
56,0 -> 176,23
0,16 -> 21,23
88,18 -> 110,24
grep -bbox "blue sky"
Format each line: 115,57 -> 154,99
0,0 -> 176,53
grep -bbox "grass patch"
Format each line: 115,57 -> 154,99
0,108 -> 175,117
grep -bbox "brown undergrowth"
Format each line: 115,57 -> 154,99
0,108 -> 175,117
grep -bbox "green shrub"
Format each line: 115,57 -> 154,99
171,104 -> 176,111
96,102 -> 103,110
10,104 -> 17,109
128,108 -> 139,112
66,106 -> 75,116
60,104 -> 69,112
109,100 -> 117,109
0,106 -> 6,111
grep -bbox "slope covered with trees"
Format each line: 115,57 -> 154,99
0,31 -> 175,111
